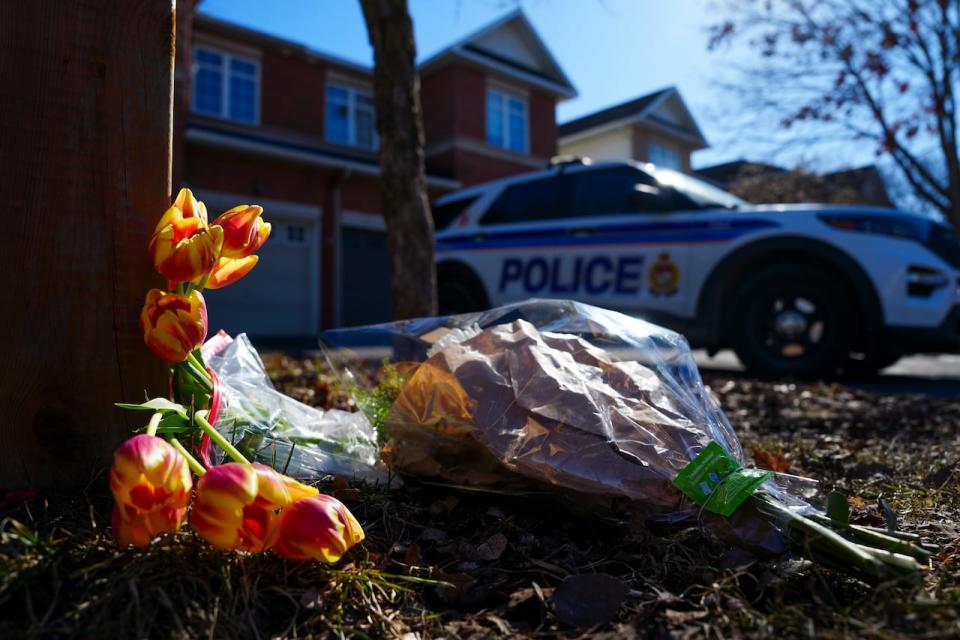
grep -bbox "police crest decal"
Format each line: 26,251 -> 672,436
648,252 -> 680,296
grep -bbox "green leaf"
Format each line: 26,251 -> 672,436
154,412 -> 193,434
879,495 -> 898,532
826,491 -> 850,527
115,398 -> 189,419
350,358 -> 408,445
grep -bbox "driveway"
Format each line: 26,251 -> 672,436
696,350 -> 960,398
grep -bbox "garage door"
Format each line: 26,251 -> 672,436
341,226 -> 391,327
205,218 -> 318,339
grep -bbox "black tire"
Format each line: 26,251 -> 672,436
843,351 -> 901,377
728,265 -> 856,379
438,280 -> 481,315
437,263 -> 489,315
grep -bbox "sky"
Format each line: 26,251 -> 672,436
197,0 -> 873,171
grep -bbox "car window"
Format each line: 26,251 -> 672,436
573,167 -> 679,216
432,195 -> 479,230
652,168 -> 747,209
481,176 -> 572,225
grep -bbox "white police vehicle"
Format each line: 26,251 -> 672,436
432,159 -> 960,378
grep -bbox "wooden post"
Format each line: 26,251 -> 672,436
0,1 -> 174,487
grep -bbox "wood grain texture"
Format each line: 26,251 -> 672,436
361,0 -> 438,320
0,0 -> 174,487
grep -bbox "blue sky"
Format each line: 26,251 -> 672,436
197,0 -> 868,170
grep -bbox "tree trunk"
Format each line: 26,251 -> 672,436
0,0 -> 173,486
360,0 -> 437,320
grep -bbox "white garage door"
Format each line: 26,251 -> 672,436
201,195 -> 319,339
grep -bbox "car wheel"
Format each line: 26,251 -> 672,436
843,351 -> 901,377
729,265 -> 855,379
438,279 -> 483,315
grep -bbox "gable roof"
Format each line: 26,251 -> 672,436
558,87 -> 708,148
196,10 -> 577,99
419,10 -> 577,99
195,13 -> 372,77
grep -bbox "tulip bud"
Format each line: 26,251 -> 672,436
140,289 -> 208,363
172,187 -> 209,225
190,463 -> 318,552
272,495 -> 365,563
149,189 -> 224,282
213,205 -> 271,259
204,255 -> 259,290
109,434 -> 193,548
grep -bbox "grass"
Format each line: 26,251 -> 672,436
0,357 -> 957,638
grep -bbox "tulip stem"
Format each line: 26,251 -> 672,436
195,274 -> 210,292
186,352 -> 212,384
195,410 -> 250,464
145,412 -> 163,437
167,437 -> 207,476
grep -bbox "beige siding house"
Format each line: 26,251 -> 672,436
557,87 -> 707,173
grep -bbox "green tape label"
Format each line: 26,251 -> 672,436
672,442 -> 772,517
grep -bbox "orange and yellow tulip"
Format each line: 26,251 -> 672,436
109,434 -> 193,548
140,288 -> 208,363
272,495 -> 365,563
149,188 -> 224,282
172,187 -> 209,224
213,205 -> 271,259
111,505 -> 189,549
204,255 -> 259,289
190,463 -> 318,552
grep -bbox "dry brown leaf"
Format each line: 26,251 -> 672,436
751,446 -> 791,473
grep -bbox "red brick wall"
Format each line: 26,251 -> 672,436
421,63 -> 486,144
340,178 -> 457,214
421,66 -> 457,143
425,149 -> 457,179
529,90 -> 557,158
451,149 -> 542,187
423,64 -> 558,185
457,66 -> 487,141
260,51 -> 326,136
341,176 -> 381,214
185,145 -> 328,204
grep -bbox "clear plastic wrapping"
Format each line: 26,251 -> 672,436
321,299 -> 816,534
205,333 -> 388,483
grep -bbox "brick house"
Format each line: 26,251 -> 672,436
173,9 -> 576,339
557,87 -> 708,173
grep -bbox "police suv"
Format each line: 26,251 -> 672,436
432,158 -> 960,378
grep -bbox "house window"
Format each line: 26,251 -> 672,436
325,84 -> 378,150
648,143 -> 682,170
486,88 -> 528,153
286,224 -> 307,244
191,46 -> 259,124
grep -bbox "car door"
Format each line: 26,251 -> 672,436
468,174 -> 578,307
474,167 -> 695,317
563,166 -> 692,318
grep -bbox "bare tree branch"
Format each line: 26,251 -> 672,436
709,0 -> 960,225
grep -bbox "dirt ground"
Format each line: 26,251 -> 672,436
1,354 -> 957,639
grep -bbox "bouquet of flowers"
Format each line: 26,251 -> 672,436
203,332 -> 386,483
110,188 -> 364,562
322,299 -> 934,583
